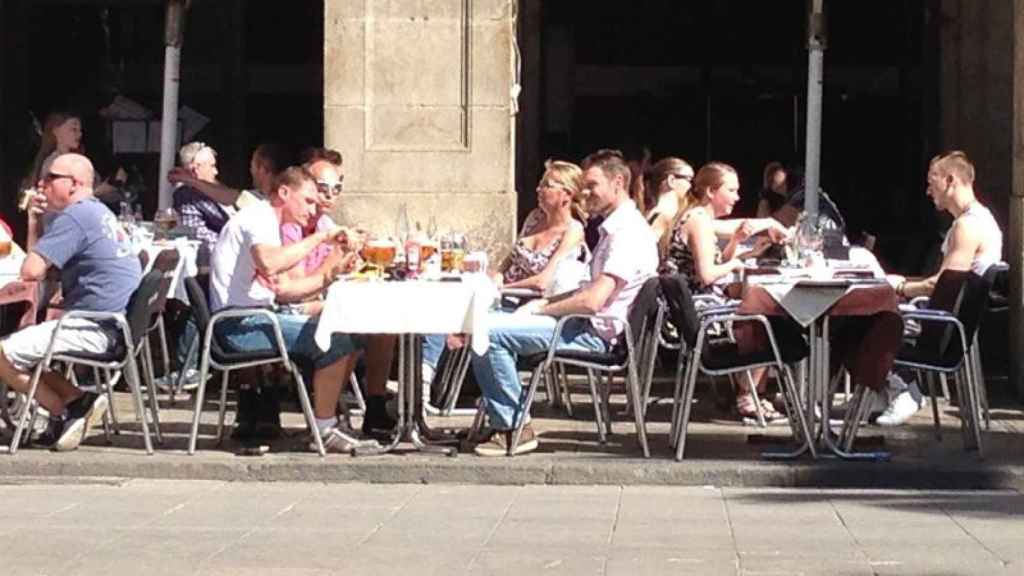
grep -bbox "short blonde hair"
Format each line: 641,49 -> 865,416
543,159 -> 587,223
929,150 -> 975,185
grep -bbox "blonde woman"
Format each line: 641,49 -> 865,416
643,157 -> 695,253
23,112 -> 83,190
660,161 -> 791,421
495,160 -> 587,292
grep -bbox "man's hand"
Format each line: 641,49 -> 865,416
514,298 -> 549,315
27,192 -> 48,217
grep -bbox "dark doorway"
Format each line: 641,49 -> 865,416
518,0 -> 936,271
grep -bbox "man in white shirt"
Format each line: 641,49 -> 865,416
210,166 -> 395,452
470,149 -> 658,456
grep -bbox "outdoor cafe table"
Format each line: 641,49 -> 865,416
731,253 -> 903,460
313,274 -> 496,455
0,258 -> 40,430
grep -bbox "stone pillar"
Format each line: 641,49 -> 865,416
323,0 -> 517,259
1012,0 -> 1024,401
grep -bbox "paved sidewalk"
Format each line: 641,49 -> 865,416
1,480 -> 1021,576
3,383 -> 1023,489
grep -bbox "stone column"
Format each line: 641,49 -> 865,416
1012,0 -> 1024,400
323,0 -> 517,259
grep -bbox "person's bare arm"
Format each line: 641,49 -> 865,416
524,273 -> 620,317
168,168 -> 241,206
755,198 -> 771,218
20,251 -> 48,281
505,224 -> 585,291
251,229 -> 347,276
899,219 -> 980,299
690,215 -> 744,287
711,217 -> 787,239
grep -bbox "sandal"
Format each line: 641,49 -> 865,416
735,394 -> 786,422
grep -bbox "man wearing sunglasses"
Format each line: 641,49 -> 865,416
0,153 -> 141,451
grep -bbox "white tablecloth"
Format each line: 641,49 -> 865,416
314,275 -> 497,354
138,238 -> 200,302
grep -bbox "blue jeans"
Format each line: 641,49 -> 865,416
176,317 -> 198,372
471,312 -> 607,430
422,334 -> 445,370
216,313 -> 364,370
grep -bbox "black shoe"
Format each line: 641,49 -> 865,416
65,392 -> 108,441
230,386 -> 259,442
34,413 -> 85,452
362,396 -> 397,440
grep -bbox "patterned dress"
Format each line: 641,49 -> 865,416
659,207 -> 721,294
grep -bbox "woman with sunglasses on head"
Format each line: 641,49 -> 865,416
641,157 -> 695,255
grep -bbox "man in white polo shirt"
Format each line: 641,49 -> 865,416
470,149 -> 658,456
210,166 -> 395,452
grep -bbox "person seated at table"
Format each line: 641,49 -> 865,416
877,150 -> 1004,426
171,142 -> 234,262
756,161 -> 790,219
468,149 -> 658,456
419,160 -> 589,413
0,153 -> 140,451
210,166 -> 396,451
280,147 -> 346,281
659,161 -> 788,293
660,161 -> 791,421
641,157 -> 695,255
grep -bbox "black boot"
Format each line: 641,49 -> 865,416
253,384 -> 282,440
230,386 -> 258,442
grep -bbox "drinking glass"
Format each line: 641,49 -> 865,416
361,238 -> 396,279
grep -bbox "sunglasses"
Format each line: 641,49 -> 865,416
43,171 -> 75,184
315,180 -> 344,196
672,173 -> 694,183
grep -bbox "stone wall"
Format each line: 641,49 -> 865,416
323,0 -> 518,260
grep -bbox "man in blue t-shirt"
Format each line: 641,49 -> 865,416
0,153 -> 142,451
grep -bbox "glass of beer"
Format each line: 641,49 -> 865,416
420,240 -> 438,262
361,238 -> 396,279
154,207 -> 178,238
0,239 -> 11,258
17,187 -> 39,212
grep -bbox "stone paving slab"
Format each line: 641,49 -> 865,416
2,386 -> 1023,489
1,481 -> 1021,576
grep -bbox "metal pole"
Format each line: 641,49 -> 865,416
157,0 -> 188,211
803,0 -> 826,219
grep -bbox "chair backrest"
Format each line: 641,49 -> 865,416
148,249 -> 181,318
657,273 -> 700,349
124,270 -> 165,349
625,276 -> 663,349
184,275 -> 228,359
920,268 -> 993,364
987,261 -> 1009,310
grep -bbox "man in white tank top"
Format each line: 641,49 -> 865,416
888,150 -> 1003,299
878,151 -> 1004,426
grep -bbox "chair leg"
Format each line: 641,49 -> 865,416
215,371 -> 230,446
291,363 -> 324,457
961,357 -> 984,455
625,358 -> 650,458
673,352 -> 701,461
939,373 -> 951,402
442,347 -> 473,415
780,364 -> 817,459
172,336 -> 199,404
348,372 -> 366,414
187,355 -> 213,455
668,351 -> 688,445
558,364 -> 573,417
467,397 -> 488,444
970,337 -> 990,430
93,367 -> 113,442
7,363 -> 47,455
509,367 -> 546,456
926,372 -> 942,441
124,355 -> 153,455
140,340 -> 163,446
584,368 -> 607,444
601,373 -> 613,436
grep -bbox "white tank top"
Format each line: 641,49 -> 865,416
941,202 -> 1003,276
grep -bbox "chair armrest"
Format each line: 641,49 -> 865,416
207,306 -> 290,360
695,312 -> 791,366
907,296 -> 930,309
538,313 -> 629,367
899,310 -> 968,349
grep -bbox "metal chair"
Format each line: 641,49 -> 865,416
5,269 -> 164,455
184,277 -> 324,456
659,274 -> 816,461
471,277 -> 662,458
893,268 -> 995,454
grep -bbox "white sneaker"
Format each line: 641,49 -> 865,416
421,363 -> 441,415
154,369 -> 204,393
309,426 -> 378,454
875,390 -> 921,426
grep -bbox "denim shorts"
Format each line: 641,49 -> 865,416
215,313 -> 365,370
